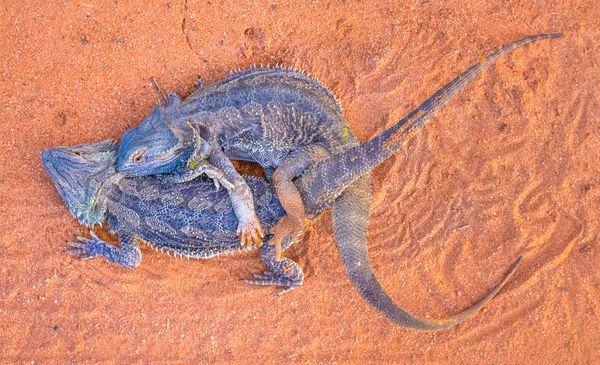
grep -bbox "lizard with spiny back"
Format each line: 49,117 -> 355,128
115,34 -> 560,261
43,33 -> 560,329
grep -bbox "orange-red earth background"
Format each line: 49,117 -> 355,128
1,1 -> 599,363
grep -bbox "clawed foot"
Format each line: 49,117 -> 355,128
66,230 -> 141,268
163,160 -> 234,190
270,216 -> 303,261
243,258 -> 304,294
198,164 -> 234,191
237,216 -> 265,249
67,231 -> 110,260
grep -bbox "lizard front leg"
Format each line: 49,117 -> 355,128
208,146 -> 265,249
162,159 -> 234,191
67,230 -> 141,268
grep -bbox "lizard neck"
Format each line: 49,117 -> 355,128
92,173 -> 124,225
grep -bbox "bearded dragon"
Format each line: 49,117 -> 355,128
114,34 -> 560,261
43,33 -> 560,330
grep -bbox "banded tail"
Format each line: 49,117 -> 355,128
298,33 -> 561,213
333,175 -> 523,330
297,33 -> 560,329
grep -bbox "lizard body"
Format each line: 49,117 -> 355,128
42,140 -> 518,329
43,34 -> 560,330
118,67 -> 356,251
116,34 -> 561,257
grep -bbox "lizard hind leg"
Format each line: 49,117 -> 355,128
244,236 -> 304,294
270,144 -> 331,260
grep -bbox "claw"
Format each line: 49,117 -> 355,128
202,168 -> 234,191
248,230 -> 260,248
76,236 -> 92,244
277,286 -> 297,296
243,272 -> 300,292
65,231 -> 105,260
244,235 -> 252,249
237,218 -> 265,249
238,231 -> 247,249
247,230 -> 260,249
68,242 -> 85,249
243,276 -> 273,286
252,273 -> 271,280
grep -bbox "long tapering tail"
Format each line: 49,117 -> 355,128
298,33 -> 561,214
299,33 -> 560,329
332,174 -> 523,330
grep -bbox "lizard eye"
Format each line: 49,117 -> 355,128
131,150 -> 145,163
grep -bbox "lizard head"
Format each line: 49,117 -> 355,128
116,95 -> 194,177
42,140 -> 117,226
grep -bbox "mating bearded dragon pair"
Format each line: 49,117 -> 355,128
43,33 -> 560,330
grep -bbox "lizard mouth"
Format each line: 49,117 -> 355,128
118,144 -> 193,177
118,154 -> 185,177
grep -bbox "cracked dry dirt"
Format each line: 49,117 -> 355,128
1,1 -> 599,363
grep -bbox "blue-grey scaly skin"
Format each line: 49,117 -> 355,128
119,67 -> 353,170
43,141 -> 303,287
43,34 -> 560,329
297,33 -> 562,213
299,33 -> 560,330
41,140 -> 515,329
118,95 -> 193,175
117,67 -> 357,248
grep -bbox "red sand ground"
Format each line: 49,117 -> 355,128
1,1 -> 599,363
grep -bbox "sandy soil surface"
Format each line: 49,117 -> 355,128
1,0 -> 599,363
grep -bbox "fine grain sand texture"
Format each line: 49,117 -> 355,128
1,1 -> 599,363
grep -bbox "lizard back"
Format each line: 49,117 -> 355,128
178,67 -> 357,166
104,175 -> 285,258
